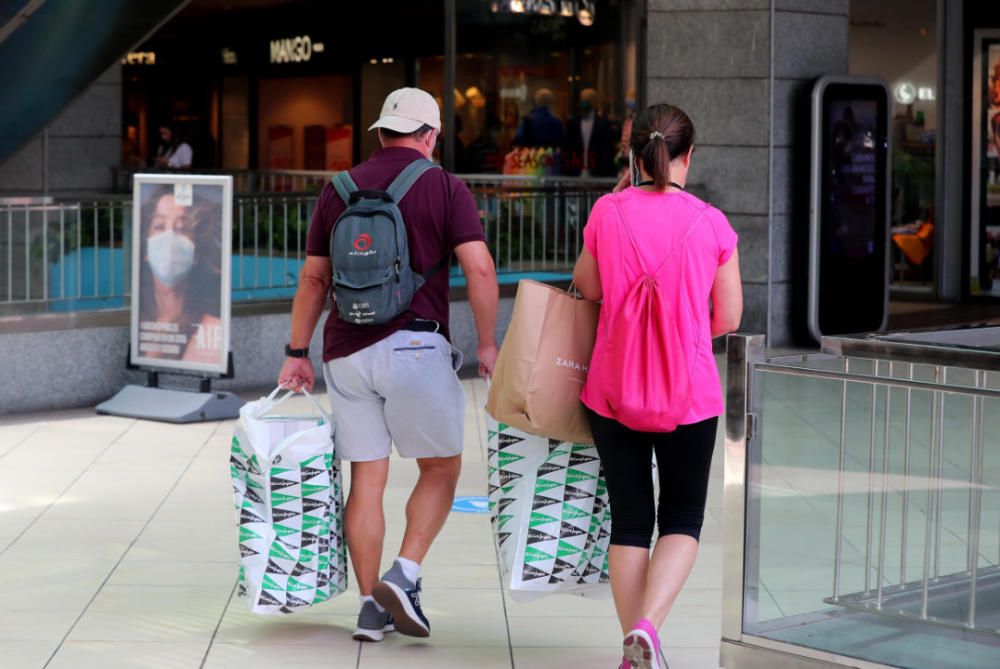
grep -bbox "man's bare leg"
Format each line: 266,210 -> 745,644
345,458 -> 390,595
398,454 -> 462,563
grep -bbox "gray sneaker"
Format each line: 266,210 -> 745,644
352,600 -> 394,642
372,561 -> 430,637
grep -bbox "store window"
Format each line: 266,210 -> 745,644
850,0 -> 938,291
221,76 -> 250,170
257,75 -> 353,171
418,0 -> 639,176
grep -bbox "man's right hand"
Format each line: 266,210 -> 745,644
612,171 -> 630,193
278,356 -> 315,392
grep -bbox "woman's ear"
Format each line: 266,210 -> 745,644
683,145 -> 694,167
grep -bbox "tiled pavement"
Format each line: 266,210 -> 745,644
0,378 -> 727,669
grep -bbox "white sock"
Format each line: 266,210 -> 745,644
360,594 -> 385,612
396,557 -> 420,584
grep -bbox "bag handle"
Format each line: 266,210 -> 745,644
611,193 -> 707,279
261,386 -> 331,421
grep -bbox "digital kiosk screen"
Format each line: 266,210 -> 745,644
812,81 -> 889,339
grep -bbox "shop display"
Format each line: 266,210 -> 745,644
502,146 -> 562,176
971,32 -> 1000,295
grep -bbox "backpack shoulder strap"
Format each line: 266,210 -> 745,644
331,170 -> 358,205
650,211 -> 709,277
386,158 -> 441,203
610,194 -> 709,278
420,254 -> 450,282
610,194 -> 651,275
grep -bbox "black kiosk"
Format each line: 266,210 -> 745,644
808,76 -> 892,341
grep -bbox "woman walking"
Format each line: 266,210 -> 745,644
573,103 -> 743,669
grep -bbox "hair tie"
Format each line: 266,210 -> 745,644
649,131 -> 665,140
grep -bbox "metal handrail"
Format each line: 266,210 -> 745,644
112,166 -> 618,195
1,177 -> 608,316
754,361 -> 1000,399
725,332 -> 1000,668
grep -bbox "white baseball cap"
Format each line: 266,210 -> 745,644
368,87 -> 442,133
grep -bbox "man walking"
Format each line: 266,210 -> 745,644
278,88 -> 499,641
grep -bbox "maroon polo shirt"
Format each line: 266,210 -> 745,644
305,147 -> 485,361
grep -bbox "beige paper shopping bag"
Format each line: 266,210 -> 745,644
486,280 -> 599,444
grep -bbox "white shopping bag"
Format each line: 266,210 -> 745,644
487,417 -> 611,602
230,387 -> 348,614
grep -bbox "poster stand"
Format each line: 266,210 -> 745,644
97,350 -> 244,423
97,173 -> 244,423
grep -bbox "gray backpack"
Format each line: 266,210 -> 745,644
329,158 -> 446,325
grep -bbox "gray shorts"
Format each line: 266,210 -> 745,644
323,329 -> 466,462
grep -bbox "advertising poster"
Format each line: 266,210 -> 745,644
970,32 -> 1000,296
130,174 -> 233,375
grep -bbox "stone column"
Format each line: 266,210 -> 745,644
0,64 -> 122,195
646,0 -> 849,345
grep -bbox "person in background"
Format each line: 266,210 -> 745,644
514,88 -> 565,148
564,88 -> 617,177
615,89 -> 638,175
466,112 -> 503,173
499,99 -> 522,156
572,103 -> 743,669
154,125 -> 193,169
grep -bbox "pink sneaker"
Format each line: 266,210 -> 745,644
623,619 -> 667,669
618,658 -> 632,669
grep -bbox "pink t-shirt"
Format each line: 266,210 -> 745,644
580,187 -> 738,429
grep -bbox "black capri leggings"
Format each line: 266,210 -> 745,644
587,409 -> 718,548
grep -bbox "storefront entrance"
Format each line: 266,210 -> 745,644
121,0 -> 641,177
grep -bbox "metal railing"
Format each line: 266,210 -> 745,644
113,167 -> 618,196
470,179 -> 606,277
723,326 -> 1000,666
724,330 -> 1000,669
0,175 -> 613,317
114,167 -> 330,194
757,355 -> 1000,637
0,200 -> 131,314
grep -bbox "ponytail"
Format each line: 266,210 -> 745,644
629,104 -> 695,191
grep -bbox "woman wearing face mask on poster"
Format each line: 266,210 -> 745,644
137,184 -> 224,365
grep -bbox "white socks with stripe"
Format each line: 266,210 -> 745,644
396,557 -> 420,584
360,594 -> 385,612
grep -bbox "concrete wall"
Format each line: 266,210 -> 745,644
0,298 -> 514,415
646,0 -> 849,344
0,65 -> 122,196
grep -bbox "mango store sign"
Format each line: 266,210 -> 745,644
270,35 -> 325,64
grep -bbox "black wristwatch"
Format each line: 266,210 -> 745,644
285,344 -> 309,358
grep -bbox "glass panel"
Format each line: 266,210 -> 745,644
744,360 -> 1000,668
850,0 -> 938,292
